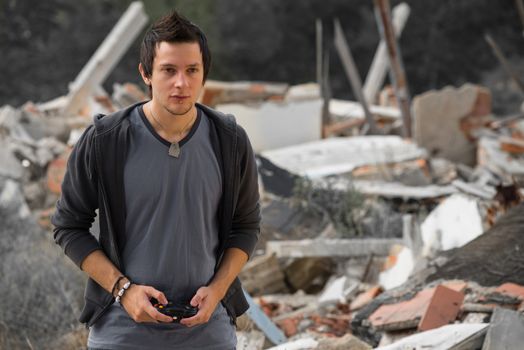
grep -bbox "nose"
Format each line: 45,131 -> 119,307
174,72 -> 188,89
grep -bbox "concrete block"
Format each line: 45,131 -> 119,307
413,83 -> 491,166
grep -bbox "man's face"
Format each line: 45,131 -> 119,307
141,41 -> 205,117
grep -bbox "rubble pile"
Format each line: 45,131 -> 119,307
3,1 -> 524,349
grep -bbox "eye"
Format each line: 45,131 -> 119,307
188,67 -> 199,74
163,67 -> 175,74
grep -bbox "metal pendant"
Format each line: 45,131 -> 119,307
168,142 -> 180,158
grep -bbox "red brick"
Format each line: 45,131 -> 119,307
495,283 -> 524,300
418,285 -> 464,331
442,281 -> 468,293
369,288 -> 434,331
369,285 -> 464,332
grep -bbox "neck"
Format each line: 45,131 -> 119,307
146,102 -> 197,142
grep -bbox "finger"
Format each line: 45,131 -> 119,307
146,304 -> 173,323
145,286 -> 168,305
180,313 -> 201,327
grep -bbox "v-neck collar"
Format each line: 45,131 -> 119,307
137,104 -> 202,148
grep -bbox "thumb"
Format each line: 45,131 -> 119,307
190,288 -> 206,307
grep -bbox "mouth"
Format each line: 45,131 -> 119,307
171,95 -> 189,100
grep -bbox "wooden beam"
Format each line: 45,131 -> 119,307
374,0 -> 413,138
266,238 -> 403,258
334,19 -> 378,134
63,2 -> 149,116
363,2 -> 410,104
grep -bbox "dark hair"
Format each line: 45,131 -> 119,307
140,10 -> 211,84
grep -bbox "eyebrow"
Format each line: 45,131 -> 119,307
159,63 -> 201,68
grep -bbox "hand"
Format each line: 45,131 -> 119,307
120,284 -> 174,323
180,286 -> 221,327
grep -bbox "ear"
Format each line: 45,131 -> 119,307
138,63 -> 151,86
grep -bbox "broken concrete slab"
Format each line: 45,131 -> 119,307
478,136 -> 524,178
421,193 -> 484,256
260,136 -> 427,178
352,180 -> 457,199
285,83 -> 321,102
375,323 -> 488,350
217,99 -> 322,152
482,307 -> 524,350
413,83 -> 492,166
266,238 -> 403,258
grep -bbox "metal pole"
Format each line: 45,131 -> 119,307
374,0 -> 412,138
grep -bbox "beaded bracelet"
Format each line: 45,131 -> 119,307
115,280 -> 132,303
111,275 -> 125,297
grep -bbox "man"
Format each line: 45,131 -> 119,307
52,10 -> 260,349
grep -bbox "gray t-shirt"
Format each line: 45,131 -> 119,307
87,105 -> 236,349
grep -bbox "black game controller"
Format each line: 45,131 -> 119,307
151,298 -> 198,322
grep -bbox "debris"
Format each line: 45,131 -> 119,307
284,258 -> 334,294
63,1 -> 149,116
217,98 -> 322,152
478,137 -> 524,180
413,84 -> 492,165
329,99 -> 401,120
378,246 -> 414,290
350,285 -> 383,311
239,254 -> 288,296
333,18 -> 378,134
243,289 -> 288,346
373,0 -> 413,138
481,307 -> 524,350
426,203 -> 524,286
266,238 -> 404,258
363,2 -> 410,104
200,80 -> 288,107
266,337 -> 318,350
317,333 -> 372,350
375,323 -> 488,350
352,180 -> 456,199
318,276 -> 356,306
369,284 -> 464,332
260,135 -> 427,178
421,193 -> 485,256
236,330 -> 265,350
